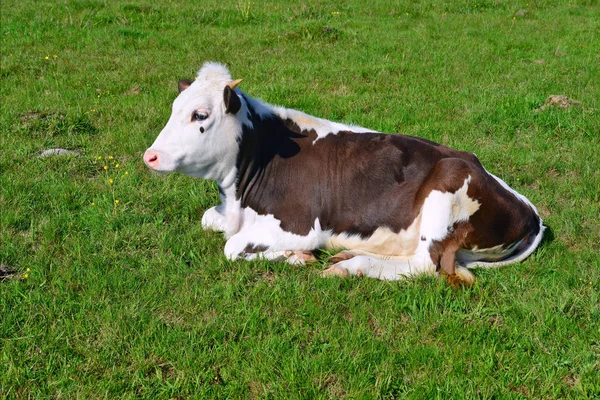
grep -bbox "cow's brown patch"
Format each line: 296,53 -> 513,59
243,243 -> 269,254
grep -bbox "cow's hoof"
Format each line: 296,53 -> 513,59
284,250 -> 318,265
328,250 -> 357,264
455,266 -> 475,287
321,266 -> 349,278
442,267 -> 475,287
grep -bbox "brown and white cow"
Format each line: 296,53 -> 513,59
144,62 -> 544,286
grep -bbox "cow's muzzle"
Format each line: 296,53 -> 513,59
143,149 -> 160,169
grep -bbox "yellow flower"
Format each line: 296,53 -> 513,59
97,156 -> 102,160
44,56 -> 49,60
108,156 -> 113,160
91,202 -> 96,206
115,164 -> 119,168
103,165 -> 108,170
24,273 -> 29,279
26,268 -> 31,272
114,199 -> 119,204
125,171 -> 129,175
109,179 -> 113,183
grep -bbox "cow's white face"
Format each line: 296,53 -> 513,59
144,62 -> 244,182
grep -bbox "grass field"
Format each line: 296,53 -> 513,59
1,0 -> 599,398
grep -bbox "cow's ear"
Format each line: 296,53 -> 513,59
223,85 -> 242,114
178,79 -> 192,93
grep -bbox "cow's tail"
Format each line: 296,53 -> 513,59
462,216 -> 545,269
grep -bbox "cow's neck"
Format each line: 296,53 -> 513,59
234,103 -> 303,206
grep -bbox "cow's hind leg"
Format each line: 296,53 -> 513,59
322,255 -> 436,281
429,236 -> 475,287
328,250 -> 360,264
415,158 -> 483,286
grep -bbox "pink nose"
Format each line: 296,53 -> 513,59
143,150 -> 159,168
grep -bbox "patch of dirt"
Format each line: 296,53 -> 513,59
510,384 -> 530,396
546,167 -> 560,178
488,315 -> 504,327
368,314 -> 384,337
535,95 -> 581,112
158,310 -> 187,326
211,366 -> 224,385
261,270 -> 275,283
0,264 -> 17,281
141,357 -> 179,380
125,86 -> 142,95
564,373 -> 580,388
514,9 -> 527,16
20,111 -> 62,121
317,375 -> 348,399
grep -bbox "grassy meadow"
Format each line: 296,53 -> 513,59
1,0 -> 599,398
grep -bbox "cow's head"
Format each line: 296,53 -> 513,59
144,62 -> 244,181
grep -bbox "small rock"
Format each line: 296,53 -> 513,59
39,148 -> 80,158
515,9 -> 527,17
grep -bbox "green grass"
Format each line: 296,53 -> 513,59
1,0 -> 599,398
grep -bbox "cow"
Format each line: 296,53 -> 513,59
143,62 -> 544,286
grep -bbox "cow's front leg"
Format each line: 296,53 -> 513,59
201,205 -> 226,231
224,229 -> 318,265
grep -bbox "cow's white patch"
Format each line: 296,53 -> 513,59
224,208 -> 330,260
272,106 -> 374,143
416,176 -> 480,254
237,94 -> 374,142
326,215 -> 421,258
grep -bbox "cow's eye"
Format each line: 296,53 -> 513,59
191,111 -> 208,122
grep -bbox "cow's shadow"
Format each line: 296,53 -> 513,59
540,224 -> 555,247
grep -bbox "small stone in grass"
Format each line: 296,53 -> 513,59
39,148 -> 80,158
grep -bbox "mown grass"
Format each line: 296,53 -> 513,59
1,0 -> 599,398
